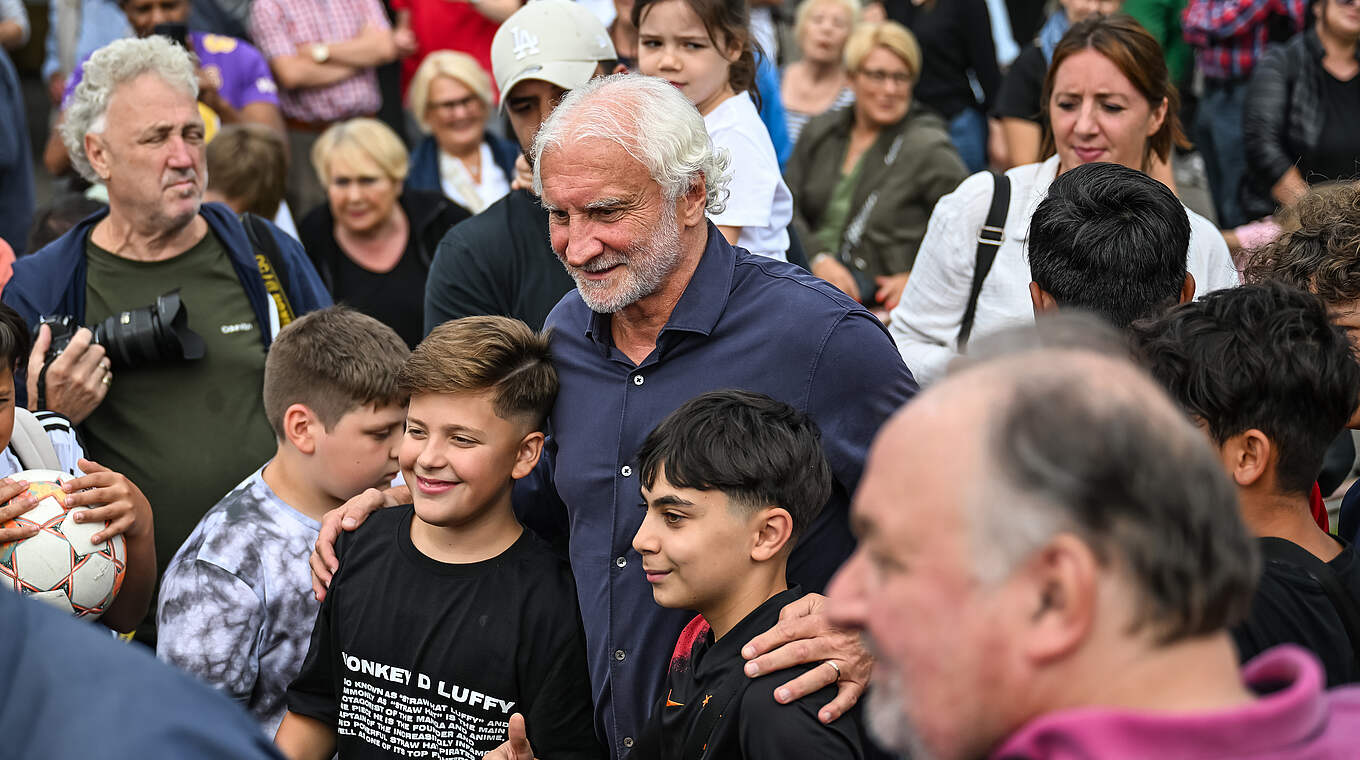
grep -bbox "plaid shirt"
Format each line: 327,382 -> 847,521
249,0 -> 387,122
1182,0 -> 1307,80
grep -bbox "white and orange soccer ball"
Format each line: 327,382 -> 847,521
0,469 -> 126,619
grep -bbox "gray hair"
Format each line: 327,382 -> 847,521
531,73 -> 731,214
964,349 -> 1258,645
61,36 -> 199,182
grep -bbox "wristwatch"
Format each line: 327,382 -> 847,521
311,43 -> 330,63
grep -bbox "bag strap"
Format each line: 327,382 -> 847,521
240,213 -> 296,330
958,172 -> 1011,351
10,407 -> 62,471
1258,536 -> 1360,669
837,132 -> 908,263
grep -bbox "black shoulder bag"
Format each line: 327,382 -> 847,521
957,172 -> 1011,352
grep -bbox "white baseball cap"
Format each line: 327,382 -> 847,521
491,0 -> 618,99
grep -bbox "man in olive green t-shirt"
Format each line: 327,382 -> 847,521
3,37 -> 331,643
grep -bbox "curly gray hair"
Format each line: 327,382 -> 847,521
531,73 -> 732,214
60,36 -> 199,182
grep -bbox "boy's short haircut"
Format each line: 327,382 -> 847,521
263,307 -> 410,437
636,390 -> 832,540
399,317 -> 557,429
206,124 -> 288,219
1131,281 -> 1360,496
0,303 -> 30,374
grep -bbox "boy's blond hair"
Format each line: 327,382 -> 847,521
400,317 -> 557,429
263,307 -> 410,437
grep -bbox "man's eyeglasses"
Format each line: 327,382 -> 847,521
429,94 -> 483,114
857,69 -> 912,86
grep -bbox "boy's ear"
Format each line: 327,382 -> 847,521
282,403 -> 321,454
1222,429 -> 1274,489
750,506 -> 794,562
510,430 -> 546,481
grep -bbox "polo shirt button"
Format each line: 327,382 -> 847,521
620,465 -> 632,477
614,649 -> 626,661
633,374 -> 644,386
623,737 -> 634,748
854,257 -> 868,270
615,556 -> 627,568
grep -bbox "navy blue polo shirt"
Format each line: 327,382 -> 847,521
526,225 -> 918,758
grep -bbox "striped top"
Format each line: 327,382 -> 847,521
785,87 -> 855,149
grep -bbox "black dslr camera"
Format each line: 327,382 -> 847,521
39,290 -> 207,369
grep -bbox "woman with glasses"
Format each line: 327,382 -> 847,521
785,21 -> 967,310
300,118 -> 470,348
404,51 -> 519,214
886,14 -> 1238,385
1243,0 -> 1360,221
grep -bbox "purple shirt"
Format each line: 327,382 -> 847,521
992,645 -> 1360,759
63,32 -> 279,111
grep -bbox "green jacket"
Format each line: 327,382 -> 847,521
785,102 -> 967,281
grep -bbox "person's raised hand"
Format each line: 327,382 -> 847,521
309,485 -> 409,600
0,477 -> 39,543
393,27 -> 418,57
27,325 -> 111,424
510,154 -> 534,193
740,592 -> 872,724
62,459 -> 153,544
481,713 -> 537,760
811,256 -> 861,303
874,273 -> 910,311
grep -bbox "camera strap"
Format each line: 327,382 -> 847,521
240,213 -> 295,330
35,363 -> 51,413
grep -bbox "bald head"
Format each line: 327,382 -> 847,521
908,348 -> 1256,637
829,347 -> 1260,760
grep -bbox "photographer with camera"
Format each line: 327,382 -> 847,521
4,35 -> 331,644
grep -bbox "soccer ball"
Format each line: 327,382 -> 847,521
0,469 -> 126,619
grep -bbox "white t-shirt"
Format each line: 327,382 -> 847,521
704,92 -> 792,261
887,155 -> 1241,386
439,142 -> 511,214
0,411 -> 84,477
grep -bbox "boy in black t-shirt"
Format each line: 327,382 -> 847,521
274,316 -> 602,760
629,390 -> 865,759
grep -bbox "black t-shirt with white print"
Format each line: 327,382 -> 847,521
286,505 -> 603,759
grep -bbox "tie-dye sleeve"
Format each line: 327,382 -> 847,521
157,559 -> 266,705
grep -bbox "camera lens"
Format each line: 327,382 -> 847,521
97,290 -> 206,368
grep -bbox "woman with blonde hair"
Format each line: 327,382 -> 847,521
786,20 -> 967,310
301,118 -> 469,347
404,51 -> 519,214
781,0 -> 860,147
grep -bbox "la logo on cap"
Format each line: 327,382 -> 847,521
511,26 -> 540,60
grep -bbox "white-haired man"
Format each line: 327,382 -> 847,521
3,35 -> 331,642
317,73 -> 918,758
827,345 -> 1360,759
422,0 -> 621,332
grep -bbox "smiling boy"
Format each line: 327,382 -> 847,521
275,316 -> 601,760
629,390 -> 866,759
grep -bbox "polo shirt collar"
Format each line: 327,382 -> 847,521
989,644 -> 1331,759
585,222 -> 736,350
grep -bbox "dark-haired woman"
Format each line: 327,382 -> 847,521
886,15 -> 1238,385
1243,0 -> 1360,220
636,0 -> 792,260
